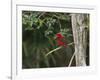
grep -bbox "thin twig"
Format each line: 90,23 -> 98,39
38,12 -> 46,19
45,46 -> 62,57
45,42 -> 74,57
68,52 -> 76,67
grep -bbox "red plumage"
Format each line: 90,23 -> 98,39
56,33 -> 64,39
56,33 -> 67,47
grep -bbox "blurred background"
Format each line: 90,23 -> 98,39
22,11 -> 89,68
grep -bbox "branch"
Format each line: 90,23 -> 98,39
68,52 -> 75,67
38,12 -> 46,19
45,42 -> 74,57
45,46 -> 62,57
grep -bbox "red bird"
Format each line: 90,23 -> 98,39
56,33 -> 67,47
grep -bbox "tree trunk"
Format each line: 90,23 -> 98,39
71,14 -> 88,66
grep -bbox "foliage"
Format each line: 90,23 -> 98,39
22,11 -> 84,68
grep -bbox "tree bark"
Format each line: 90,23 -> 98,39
71,14 -> 88,66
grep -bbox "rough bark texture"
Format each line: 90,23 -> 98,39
71,14 -> 88,66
